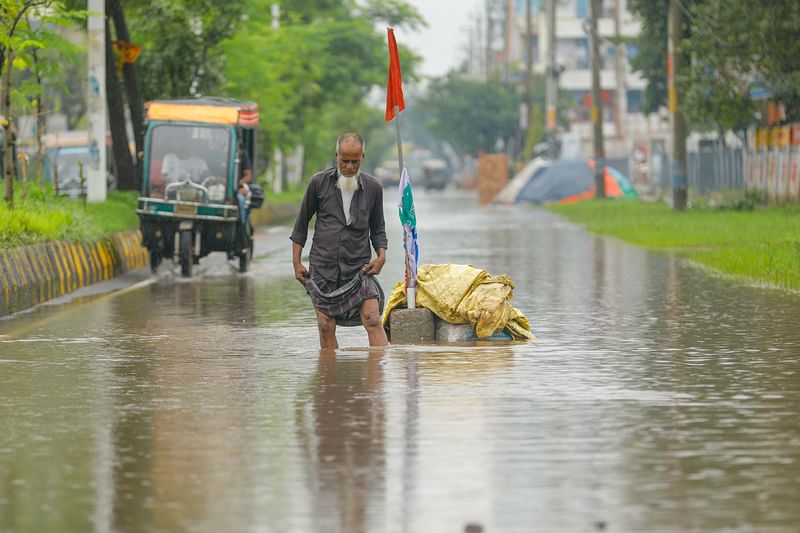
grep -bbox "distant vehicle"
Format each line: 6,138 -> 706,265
35,131 -> 121,198
40,131 -> 97,198
374,160 -> 401,188
420,158 -> 450,190
136,97 -> 263,276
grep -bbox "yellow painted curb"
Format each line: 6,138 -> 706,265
0,230 -> 149,317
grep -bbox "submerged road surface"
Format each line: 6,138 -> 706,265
1,189 -> 799,532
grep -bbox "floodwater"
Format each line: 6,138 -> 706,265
1,189 -> 799,533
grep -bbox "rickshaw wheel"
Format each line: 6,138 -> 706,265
179,231 -> 193,277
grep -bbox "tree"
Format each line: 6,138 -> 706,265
629,0 -> 800,130
107,0 -> 145,176
1,0 -> 84,205
222,0 -> 423,177
682,0 -> 800,126
125,0 -> 248,100
417,74 -> 520,157
104,17 -> 136,190
626,0 -> 669,115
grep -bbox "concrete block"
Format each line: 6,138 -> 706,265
435,320 -> 513,342
389,307 -> 435,343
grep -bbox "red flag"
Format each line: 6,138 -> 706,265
385,28 -> 405,122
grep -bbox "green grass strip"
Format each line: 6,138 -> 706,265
548,199 -> 800,290
1,185 -> 139,248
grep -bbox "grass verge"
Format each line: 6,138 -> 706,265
547,199 -> 800,291
0,185 -> 139,248
265,186 -> 305,203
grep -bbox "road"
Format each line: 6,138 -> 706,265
1,188 -> 799,532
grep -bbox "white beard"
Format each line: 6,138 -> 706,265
337,173 -> 359,192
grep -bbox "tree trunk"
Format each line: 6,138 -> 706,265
33,47 -> 45,184
4,49 -> 14,208
104,23 -> 137,191
107,0 -> 144,187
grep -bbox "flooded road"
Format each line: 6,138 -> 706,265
1,189 -> 799,532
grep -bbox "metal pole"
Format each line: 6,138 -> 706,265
272,3 -> 283,194
504,0 -> 513,85
668,0 -> 687,210
546,0 -> 558,158
485,0 -> 493,82
525,0 -> 533,142
590,0 -> 606,197
394,104 -> 414,308
87,0 -> 107,202
394,105 -> 404,172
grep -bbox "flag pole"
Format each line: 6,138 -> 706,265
394,104 -> 404,172
393,104 -> 414,309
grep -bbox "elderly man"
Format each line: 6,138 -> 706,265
291,132 -> 389,349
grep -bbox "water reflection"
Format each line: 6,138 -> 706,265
297,350 -> 386,533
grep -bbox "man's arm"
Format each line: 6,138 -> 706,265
292,241 -> 308,285
290,175 -> 318,248
364,182 -> 387,276
368,183 -> 388,253
290,176 -> 318,285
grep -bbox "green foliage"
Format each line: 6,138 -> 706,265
548,199 -> 800,290
682,0 -> 800,124
126,0 -> 247,100
361,0 -> 426,31
519,72 -> 572,160
629,0 -> 800,128
626,0 -> 669,114
222,0 -> 423,177
417,73 -> 520,156
0,2 -> 85,108
0,184 -> 138,247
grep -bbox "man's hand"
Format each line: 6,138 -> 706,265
294,261 -> 309,285
362,255 -> 385,276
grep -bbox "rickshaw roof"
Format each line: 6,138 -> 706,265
146,97 -> 259,127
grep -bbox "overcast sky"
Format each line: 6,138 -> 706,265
399,0 -> 482,78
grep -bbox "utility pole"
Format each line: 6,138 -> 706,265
87,0 -> 107,202
613,0 -> 626,141
504,0 -> 514,85
525,0 -> 533,139
485,0 -> 493,82
271,3 -> 285,194
589,0 -> 606,197
668,0 -> 687,210
545,0 -> 558,158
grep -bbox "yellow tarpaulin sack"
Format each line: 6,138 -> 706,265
382,264 -> 533,340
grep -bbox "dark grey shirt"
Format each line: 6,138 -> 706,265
291,168 -> 388,284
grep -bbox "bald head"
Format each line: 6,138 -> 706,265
336,132 -> 365,156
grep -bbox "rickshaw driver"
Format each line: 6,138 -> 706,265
236,140 -> 253,223
161,136 -> 210,183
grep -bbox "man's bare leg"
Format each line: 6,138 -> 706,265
360,298 -> 388,346
315,309 -> 338,349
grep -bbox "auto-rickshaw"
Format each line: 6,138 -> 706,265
136,97 -> 263,276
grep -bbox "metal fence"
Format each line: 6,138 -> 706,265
654,141 -> 745,195
688,143 -> 746,194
